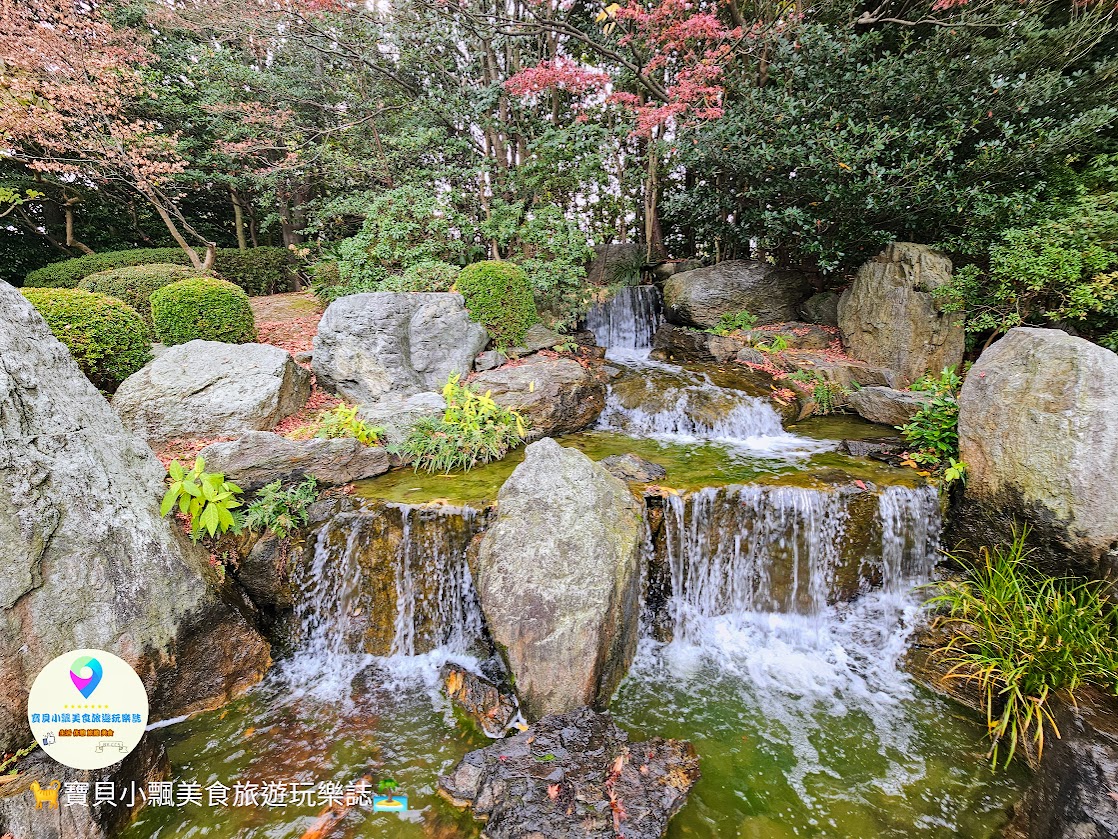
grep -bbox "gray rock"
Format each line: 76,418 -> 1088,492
233,532 -> 295,610
312,292 -> 488,403
798,291 -> 840,326
662,259 -> 813,328
958,327 -> 1118,576
838,243 -> 964,388
198,431 -> 389,493
586,242 -> 646,286
439,706 -> 699,839
358,391 -> 447,447
781,356 -> 891,388
442,663 -> 520,738
847,386 -> 933,427
1002,692 -> 1118,839
477,439 -> 644,717
599,454 -> 668,483
470,355 -> 606,439
521,323 -> 566,352
0,284 -> 270,756
113,341 -> 311,444
747,322 -> 836,351
474,350 -> 508,372
651,258 -> 703,282
294,350 -> 313,364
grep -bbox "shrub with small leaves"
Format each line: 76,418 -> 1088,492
79,263 -> 210,327
245,477 -> 319,540
21,287 -> 150,391
150,277 -> 257,345
706,310 -> 758,336
455,260 -> 539,348
161,456 -> 244,540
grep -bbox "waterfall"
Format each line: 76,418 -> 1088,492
586,285 -> 662,356
282,502 -> 486,699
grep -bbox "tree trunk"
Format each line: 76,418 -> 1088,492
62,198 -> 95,255
230,187 -> 248,251
148,195 -> 206,270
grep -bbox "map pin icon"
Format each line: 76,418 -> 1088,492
70,656 -> 103,699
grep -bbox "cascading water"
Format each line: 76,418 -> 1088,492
282,501 -> 487,700
585,284 -> 662,357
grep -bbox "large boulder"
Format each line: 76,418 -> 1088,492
477,439 -> 644,718
113,340 -> 311,444
847,386 -> 933,427
837,243 -> 964,387
958,328 -> 1118,577
470,355 -> 606,439
439,706 -> 700,839
587,242 -> 646,286
312,292 -> 488,403
662,259 -> 813,328
0,283 -> 270,757
199,431 -> 389,493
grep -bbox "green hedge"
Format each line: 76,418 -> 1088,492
150,277 -> 257,345
456,260 -> 539,348
79,263 -> 210,327
21,288 -> 150,391
26,247 -> 292,296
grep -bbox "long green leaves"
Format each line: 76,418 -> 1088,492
928,528 -> 1118,767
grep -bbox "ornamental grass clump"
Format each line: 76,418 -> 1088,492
928,528 -> 1118,768
399,374 -> 527,473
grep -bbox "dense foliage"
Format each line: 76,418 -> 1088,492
21,287 -> 150,391
900,368 -> 963,473
79,263 -> 208,325
455,261 -> 539,348
245,477 -> 319,540
150,277 -> 256,345
929,530 -> 1118,767
399,374 -> 528,473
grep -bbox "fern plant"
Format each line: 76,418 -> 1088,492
161,457 -> 243,539
245,477 -> 319,540
705,310 -> 758,336
399,374 -> 527,473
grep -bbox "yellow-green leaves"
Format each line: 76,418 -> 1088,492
161,456 -> 244,540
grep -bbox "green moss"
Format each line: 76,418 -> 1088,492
79,263 -> 209,327
21,288 -> 150,391
455,260 -> 539,348
150,277 -> 257,345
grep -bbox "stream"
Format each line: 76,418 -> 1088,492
124,285 -> 1026,838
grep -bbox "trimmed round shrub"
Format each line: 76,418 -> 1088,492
21,288 -> 150,391
79,264 -> 210,326
26,246 -> 292,295
150,277 -> 257,345
396,260 -> 461,292
455,260 -> 539,348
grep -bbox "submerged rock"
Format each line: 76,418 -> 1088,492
477,439 -> 644,718
312,292 -> 488,403
958,327 -> 1118,578
471,355 -> 606,439
599,454 -> 668,484
443,662 -> 520,738
199,431 -> 389,493
663,259 -> 813,328
0,285 -> 270,756
847,386 -> 933,427
837,243 -> 964,388
112,340 -> 311,444
439,706 -> 700,839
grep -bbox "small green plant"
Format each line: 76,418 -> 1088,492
943,458 -> 968,484
314,404 -> 383,445
21,287 -> 151,391
150,277 -> 257,345
245,477 -> 319,540
909,367 -> 963,396
161,456 -> 244,539
706,310 -> 758,336
927,528 -> 1118,768
399,374 -> 527,473
900,395 -> 959,468
755,334 -> 789,353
